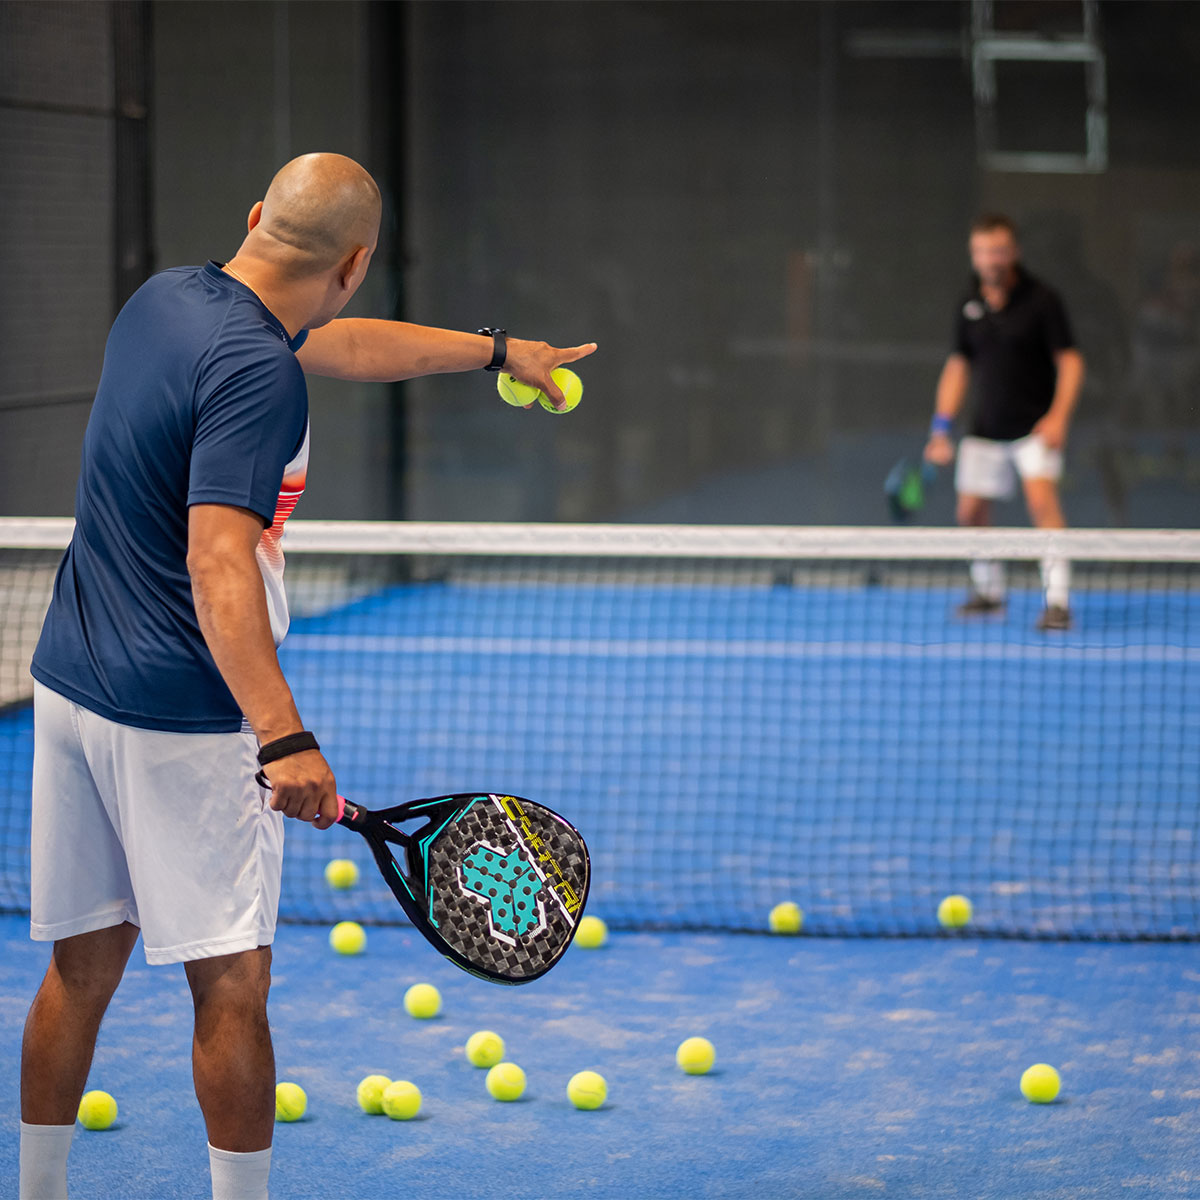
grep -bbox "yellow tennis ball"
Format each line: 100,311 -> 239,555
356,1074 -> 392,1114
404,982 -> 442,1019
937,894 -> 973,929
538,367 -> 583,413
676,1037 -> 715,1075
1020,1063 -> 1061,1104
324,858 -> 359,890
497,373 -> 540,407
769,901 -> 804,934
567,1070 -> 607,1110
574,915 -> 607,949
485,1062 -> 526,1101
381,1080 -> 422,1121
329,920 -> 366,955
465,1030 -> 505,1068
77,1090 -> 117,1130
274,1082 -> 307,1122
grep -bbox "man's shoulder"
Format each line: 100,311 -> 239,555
1018,269 -> 1067,310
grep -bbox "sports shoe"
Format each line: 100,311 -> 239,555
1036,605 -> 1072,632
956,592 -> 1005,617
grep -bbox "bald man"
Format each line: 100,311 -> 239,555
19,153 -> 595,1200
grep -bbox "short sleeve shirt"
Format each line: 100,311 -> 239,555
31,262 -> 309,732
953,268 -> 1076,441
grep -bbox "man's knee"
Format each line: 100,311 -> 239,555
956,493 -> 990,526
48,922 -> 139,1006
186,947 -> 272,1019
1024,480 -> 1064,527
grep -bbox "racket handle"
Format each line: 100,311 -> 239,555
336,795 -> 365,827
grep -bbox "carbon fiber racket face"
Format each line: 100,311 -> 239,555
416,795 -> 590,982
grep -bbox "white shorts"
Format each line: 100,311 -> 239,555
30,682 -> 284,964
955,433 -> 1063,501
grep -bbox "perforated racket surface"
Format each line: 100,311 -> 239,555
337,793 -> 590,984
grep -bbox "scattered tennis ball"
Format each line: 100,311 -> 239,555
465,1030 -> 506,1068
329,920 -> 366,955
404,982 -> 442,1019
382,1080 -> 422,1121
937,894 -> 973,929
497,373 -> 540,408
676,1037 -> 715,1075
1020,1063 -> 1061,1104
324,858 -> 359,890
356,1074 -> 392,1114
567,1070 -> 608,1110
77,1090 -> 117,1130
574,915 -> 608,949
769,901 -> 804,934
486,1062 -> 527,1101
274,1082 -> 307,1122
538,367 -> 583,413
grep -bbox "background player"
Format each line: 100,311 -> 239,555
924,213 -> 1086,631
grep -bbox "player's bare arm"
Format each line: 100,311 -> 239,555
925,352 -> 970,466
1032,348 -> 1086,450
296,319 -> 597,407
187,503 -> 338,828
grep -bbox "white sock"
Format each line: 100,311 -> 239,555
1041,556 -> 1071,610
19,1121 -> 75,1200
209,1143 -> 272,1200
969,559 -> 1006,601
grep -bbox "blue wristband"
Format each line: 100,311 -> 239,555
930,415 -> 952,435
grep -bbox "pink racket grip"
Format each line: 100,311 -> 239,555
336,794 -> 346,823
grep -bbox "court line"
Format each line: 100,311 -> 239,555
283,634 -> 1200,663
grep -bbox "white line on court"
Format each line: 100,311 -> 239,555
282,635 -> 1200,663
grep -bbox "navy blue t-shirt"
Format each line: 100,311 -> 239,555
32,262 -> 309,732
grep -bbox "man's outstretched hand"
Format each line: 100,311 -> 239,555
502,340 -> 598,409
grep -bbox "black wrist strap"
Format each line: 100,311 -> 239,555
255,731 -> 319,787
477,327 -> 507,372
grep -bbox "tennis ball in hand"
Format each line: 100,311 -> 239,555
567,1070 -> 607,1110
937,894 -> 973,929
77,1090 -> 117,1130
404,982 -> 442,1019
676,1037 -> 715,1075
486,1062 -> 527,1101
769,901 -> 804,934
356,1074 -> 392,1114
1020,1063 -> 1061,1103
538,367 -> 583,413
275,1082 -> 307,1122
465,1030 -> 506,1068
382,1080 -> 422,1120
497,373 -> 540,407
329,920 -> 366,955
574,915 -> 607,949
324,858 -> 359,890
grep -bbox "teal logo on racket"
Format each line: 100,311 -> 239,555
461,844 -> 546,940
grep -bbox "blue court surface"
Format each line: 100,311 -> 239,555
2,914 -> 1199,1199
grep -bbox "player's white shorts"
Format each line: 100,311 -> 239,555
30,681 -> 284,964
955,433 -> 1063,500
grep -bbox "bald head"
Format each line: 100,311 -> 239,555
249,153 -> 381,277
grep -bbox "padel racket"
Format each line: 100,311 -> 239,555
336,793 -> 590,985
884,455 -> 941,522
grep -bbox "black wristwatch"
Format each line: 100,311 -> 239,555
477,328 -> 507,372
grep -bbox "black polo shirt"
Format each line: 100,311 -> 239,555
953,267 -> 1076,441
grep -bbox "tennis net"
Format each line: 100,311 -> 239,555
2,518 -> 1198,939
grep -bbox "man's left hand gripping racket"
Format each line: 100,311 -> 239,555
336,793 -> 590,985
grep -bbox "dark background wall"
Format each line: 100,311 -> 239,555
2,0 -> 1198,527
